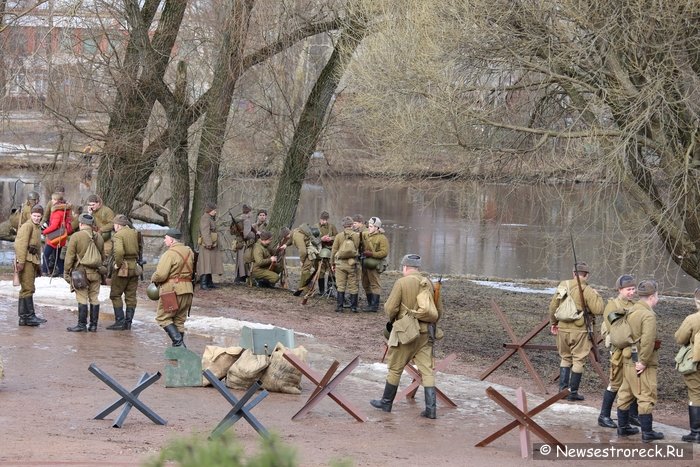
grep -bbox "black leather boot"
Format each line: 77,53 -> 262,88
200,275 -> 209,290
640,413 -> 664,442
164,324 -> 184,347
362,294 -> 377,312
629,399 -> 641,426
598,389 -> 618,428
124,307 -> 135,330
349,294 -> 358,313
26,297 -> 47,323
18,298 -> 41,326
370,382 -> 398,412
335,292 -> 345,312
567,371 -> 585,401
180,331 -> 186,348
207,274 -> 218,289
558,367 -> 571,391
106,307 -> 126,330
88,304 -> 100,332
67,304 -> 88,332
682,405 -> 700,443
421,386 -> 437,419
318,278 -> 326,295
616,408 -> 640,436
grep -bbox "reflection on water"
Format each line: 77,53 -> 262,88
0,170 -> 697,292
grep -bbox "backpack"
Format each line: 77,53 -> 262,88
79,232 -> 103,269
336,233 -> 358,260
403,276 -> 439,323
607,310 -> 636,349
553,283 -> 583,323
675,344 -> 698,375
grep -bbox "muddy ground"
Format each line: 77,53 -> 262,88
0,267 -> 697,466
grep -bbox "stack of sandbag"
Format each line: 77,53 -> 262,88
201,345 -> 245,386
224,343 -> 308,394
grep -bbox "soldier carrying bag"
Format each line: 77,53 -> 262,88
553,283 -> 583,323
336,232 -> 358,260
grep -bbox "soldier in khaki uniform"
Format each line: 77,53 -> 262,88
616,280 -> 664,441
14,204 -> 47,327
64,213 -> 105,332
331,217 -> 361,312
196,202 -> 224,289
315,211 -> 337,296
370,254 -> 443,418
151,228 -> 193,347
14,191 -> 40,230
598,275 -> 639,429
674,287 -> 700,443
87,194 -> 115,258
232,204 -> 255,284
361,217 -> 389,312
106,215 -> 141,331
250,231 -> 283,287
291,223 -> 320,296
253,209 -> 268,235
549,261 -> 604,401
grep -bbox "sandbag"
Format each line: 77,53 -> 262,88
225,349 -> 270,389
260,343 -> 307,394
201,345 -> 244,386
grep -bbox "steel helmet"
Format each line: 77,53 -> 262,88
319,247 -> 332,259
146,282 -> 160,301
27,191 -> 40,201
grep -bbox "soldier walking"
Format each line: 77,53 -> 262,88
151,229 -> 193,347
106,215 -> 141,330
370,254 -> 443,418
674,287 -> 700,443
14,204 -> 47,327
616,280 -> 664,441
549,262 -> 604,401
64,214 -> 105,332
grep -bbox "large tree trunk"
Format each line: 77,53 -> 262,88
190,0 -> 254,241
96,0 -> 187,216
268,19 -> 368,234
169,61 -> 192,244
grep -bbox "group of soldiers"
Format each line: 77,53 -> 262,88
228,208 -> 390,313
549,263 -> 700,444
13,189 -> 143,335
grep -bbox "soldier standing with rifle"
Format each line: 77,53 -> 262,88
549,260 -> 604,401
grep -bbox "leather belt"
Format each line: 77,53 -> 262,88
167,277 -> 192,283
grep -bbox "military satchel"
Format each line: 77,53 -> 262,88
675,344 -> 698,375
70,269 -> 88,289
390,312 -> 420,346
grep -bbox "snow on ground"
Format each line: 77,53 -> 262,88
471,279 -> 555,295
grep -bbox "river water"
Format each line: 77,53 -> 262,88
0,170 -> 696,293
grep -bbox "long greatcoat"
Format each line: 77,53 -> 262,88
197,212 -> 224,275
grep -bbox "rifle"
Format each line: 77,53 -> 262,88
136,230 -> 145,281
428,276 -> 443,365
570,233 -> 600,362
301,264 -> 323,305
229,211 -> 244,237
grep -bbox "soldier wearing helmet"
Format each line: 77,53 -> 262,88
15,190 -> 40,229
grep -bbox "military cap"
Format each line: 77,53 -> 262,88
615,275 -> 635,290
320,211 -> 330,220
165,228 -> 182,239
368,216 -> 382,229
637,280 -> 658,297
574,262 -> 589,274
31,204 -> 44,214
259,230 -> 272,240
113,214 -> 130,226
401,254 -> 421,268
341,216 -> 353,227
352,214 -> 364,223
204,202 -> 217,213
79,213 -> 94,225
86,194 -> 100,203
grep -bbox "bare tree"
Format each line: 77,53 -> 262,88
347,0 -> 700,280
